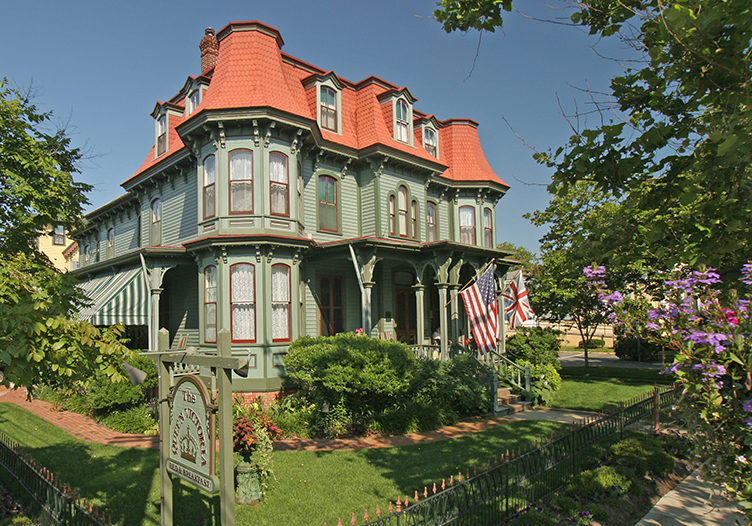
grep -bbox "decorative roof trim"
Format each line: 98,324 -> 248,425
216,20 -> 284,48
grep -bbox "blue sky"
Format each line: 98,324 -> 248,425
2,0 -> 631,254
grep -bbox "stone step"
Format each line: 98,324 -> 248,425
494,400 -> 533,417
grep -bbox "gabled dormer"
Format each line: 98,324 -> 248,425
378,88 -> 417,146
303,72 -> 345,135
416,115 -> 441,159
151,101 -> 183,159
180,75 -> 211,118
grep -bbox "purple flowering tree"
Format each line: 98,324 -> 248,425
586,264 -> 752,518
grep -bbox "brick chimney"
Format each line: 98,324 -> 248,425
199,28 -> 219,74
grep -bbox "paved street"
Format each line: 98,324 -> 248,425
559,351 -> 663,370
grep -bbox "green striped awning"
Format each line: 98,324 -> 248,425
77,267 -> 148,326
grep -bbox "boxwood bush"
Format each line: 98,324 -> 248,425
505,328 -> 562,368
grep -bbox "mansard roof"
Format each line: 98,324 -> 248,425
127,20 -> 508,189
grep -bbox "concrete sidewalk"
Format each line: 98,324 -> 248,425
635,468 -> 741,525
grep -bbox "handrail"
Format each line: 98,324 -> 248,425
485,349 -> 531,394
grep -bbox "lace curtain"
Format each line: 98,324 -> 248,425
270,153 -> 288,215
271,265 -> 290,340
231,264 -> 256,341
459,206 -> 475,244
230,150 -> 253,212
204,266 -> 217,342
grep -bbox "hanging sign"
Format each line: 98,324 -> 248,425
166,375 -> 219,494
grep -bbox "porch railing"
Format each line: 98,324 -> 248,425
484,350 -> 531,394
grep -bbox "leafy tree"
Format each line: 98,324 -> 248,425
497,241 -> 537,274
0,80 -> 133,394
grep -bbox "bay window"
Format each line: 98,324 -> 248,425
270,153 -> 289,216
203,155 -> 216,220
272,264 -> 291,342
229,149 -> 253,214
231,263 -> 256,342
204,265 -> 217,343
459,205 -> 476,245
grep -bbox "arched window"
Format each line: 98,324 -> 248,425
484,208 -> 494,248
395,100 -> 409,142
320,86 -> 337,132
424,128 -> 437,157
427,202 -> 437,242
389,195 -> 396,235
107,228 -> 115,259
231,263 -> 256,343
272,264 -> 291,342
318,175 -> 338,231
203,155 -> 216,220
270,153 -> 289,217
150,198 -> 162,246
411,200 -> 417,239
229,150 -> 253,214
398,186 -> 408,237
459,205 -> 476,245
204,266 -> 217,343
156,115 -> 167,156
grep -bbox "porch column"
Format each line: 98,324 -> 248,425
437,283 -> 449,360
363,281 -> 375,336
412,283 -> 425,345
150,287 -> 164,353
449,285 -> 460,351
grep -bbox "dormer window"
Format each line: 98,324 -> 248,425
320,86 -> 337,132
156,115 -> 167,156
186,90 -> 200,116
53,224 -> 65,246
424,127 -> 438,157
395,100 -> 409,143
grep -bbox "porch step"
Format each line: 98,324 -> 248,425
494,387 -> 533,416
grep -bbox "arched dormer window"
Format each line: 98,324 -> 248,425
424,127 -> 438,158
270,152 -> 289,217
395,100 -> 409,143
186,90 -> 200,116
320,86 -> 337,132
229,149 -> 253,214
203,155 -> 216,220
459,205 -> 476,245
156,115 -> 167,157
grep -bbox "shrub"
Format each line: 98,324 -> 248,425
269,395 -> 320,438
517,360 -> 561,406
610,436 -> 675,478
505,328 -> 561,368
285,333 -> 418,417
613,335 -> 663,362
412,354 -> 491,415
99,405 -> 158,435
578,339 -> 605,349
86,355 -> 157,415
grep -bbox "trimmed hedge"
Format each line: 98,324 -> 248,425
613,335 -> 663,362
578,339 -> 605,349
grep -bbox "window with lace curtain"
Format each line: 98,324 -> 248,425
204,265 -> 217,343
270,152 -> 289,217
229,149 -> 253,214
459,205 -> 476,245
484,207 -> 494,248
231,263 -> 256,342
389,195 -> 396,235
203,155 -> 216,220
271,264 -> 291,342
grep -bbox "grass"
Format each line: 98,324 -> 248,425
0,403 -> 568,526
547,366 -> 673,412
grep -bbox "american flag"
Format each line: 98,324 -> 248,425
501,271 -> 535,329
461,265 -> 499,355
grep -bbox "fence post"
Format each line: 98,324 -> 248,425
524,365 -> 531,398
653,384 -> 660,434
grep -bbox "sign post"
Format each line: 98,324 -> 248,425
153,328 -> 245,526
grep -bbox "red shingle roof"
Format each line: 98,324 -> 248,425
127,20 -> 507,188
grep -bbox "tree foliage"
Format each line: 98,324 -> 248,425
497,241 -> 538,274
0,81 -> 133,393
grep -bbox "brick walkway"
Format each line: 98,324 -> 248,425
0,386 -> 576,452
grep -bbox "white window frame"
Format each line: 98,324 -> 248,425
395,99 -> 410,143
271,264 -> 291,342
203,155 -> 216,220
156,114 -> 167,157
423,126 -> 438,158
229,149 -> 253,214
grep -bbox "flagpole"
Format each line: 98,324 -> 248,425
444,258 -> 495,308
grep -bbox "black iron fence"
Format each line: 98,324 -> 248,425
0,430 -> 113,526
355,384 -> 680,526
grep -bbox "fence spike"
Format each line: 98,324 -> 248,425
389,502 -> 393,514
442,479 -> 446,490
424,486 -> 428,498
433,482 -> 437,494
450,475 -> 454,486
337,518 -> 343,526
458,472 -> 462,482
396,497 -> 402,513
415,490 -> 419,501
466,468 -> 470,479
364,509 -> 369,521
351,512 -> 356,525
405,496 -> 409,507
376,504 -> 381,517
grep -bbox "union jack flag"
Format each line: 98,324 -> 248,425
501,271 -> 535,329
461,265 -> 499,355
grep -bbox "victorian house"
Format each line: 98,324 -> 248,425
74,21 -> 513,395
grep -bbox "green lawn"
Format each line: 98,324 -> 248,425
0,403 -> 567,526
547,366 -> 672,412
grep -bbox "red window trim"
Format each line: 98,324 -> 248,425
269,152 -> 290,218
271,263 -> 291,343
229,149 -> 254,215
318,175 -> 338,232
230,263 -> 257,344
